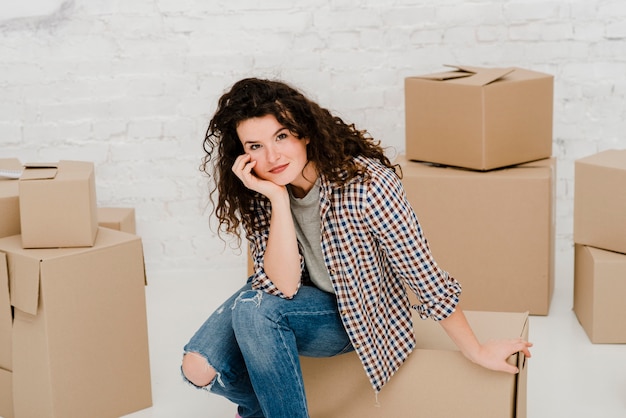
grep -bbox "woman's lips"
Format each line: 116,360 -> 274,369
269,164 -> 288,174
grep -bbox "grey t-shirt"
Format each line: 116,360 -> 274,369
288,183 -> 335,294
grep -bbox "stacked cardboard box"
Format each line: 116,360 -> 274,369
0,159 -> 152,418
573,149 -> 626,343
401,65 -> 556,316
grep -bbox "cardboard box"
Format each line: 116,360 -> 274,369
398,156 -> 555,315
0,253 -> 11,372
19,160 -> 98,248
405,65 -> 553,171
573,244 -> 626,344
302,310 -> 529,418
98,207 -> 137,234
574,149 -> 626,254
0,227 -> 152,418
0,159 -> 22,239
0,367 -> 13,418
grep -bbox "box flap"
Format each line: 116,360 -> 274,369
414,65 -> 514,86
0,236 -> 41,315
9,253 -> 41,316
0,252 -> 12,371
444,65 -> 515,86
414,70 -> 472,81
20,163 -> 58,181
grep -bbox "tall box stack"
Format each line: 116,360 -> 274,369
402,65 -> 555,316
301,69 -> 542,418
573,149 -> 626,343
0,160 -> 152,418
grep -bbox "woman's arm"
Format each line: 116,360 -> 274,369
438,309 -> 532,373
262,191 -> 301,297
233,153 -> 301,297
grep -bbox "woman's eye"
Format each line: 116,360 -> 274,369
277,133 -> 288,141
249,144 -> 260,151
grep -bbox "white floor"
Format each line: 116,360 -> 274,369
123,264 -> 626,418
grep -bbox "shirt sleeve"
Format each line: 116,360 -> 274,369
362,166 -> 462,321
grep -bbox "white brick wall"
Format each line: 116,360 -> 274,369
1,0 -> 626,284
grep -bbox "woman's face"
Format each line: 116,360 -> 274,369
236,114 -> 315,193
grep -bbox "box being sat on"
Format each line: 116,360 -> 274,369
0,158 -> 22,239
302,310 -> 529,418
0,227 -> 152,418
405,65 -> 554,171
574,149 -> 626,255
397,155 -> 555,315
19,160 -> 98,249
574,244 -> 626,344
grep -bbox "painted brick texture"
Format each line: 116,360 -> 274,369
1,0 -> 626,280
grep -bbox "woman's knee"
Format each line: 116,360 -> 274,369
182,352 -> 217,387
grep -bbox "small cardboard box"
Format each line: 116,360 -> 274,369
573,244 -> 626,344
0,158 -> 22,239
0,367 -> 13,418
19,160 -> 98,249
98,207 -> 137,234
0,227 -> 152,418
302,310 -> 529,418
398,156 -> 555,315
574,149 -> 626,254
405,65 -> 553,171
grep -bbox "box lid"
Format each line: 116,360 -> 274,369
413,65 -> 514,86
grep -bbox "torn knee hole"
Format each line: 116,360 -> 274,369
182,352 -> 217,387
234,289 -> 263,308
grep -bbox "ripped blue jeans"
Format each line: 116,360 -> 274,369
182,282 -> 354,418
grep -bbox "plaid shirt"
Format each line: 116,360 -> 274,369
246,155 -> 462,393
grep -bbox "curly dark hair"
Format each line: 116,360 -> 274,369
201,77 -> 399,239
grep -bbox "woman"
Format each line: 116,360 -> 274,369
182,78 -> 532,418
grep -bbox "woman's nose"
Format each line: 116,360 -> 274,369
266,144 -> 280,162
